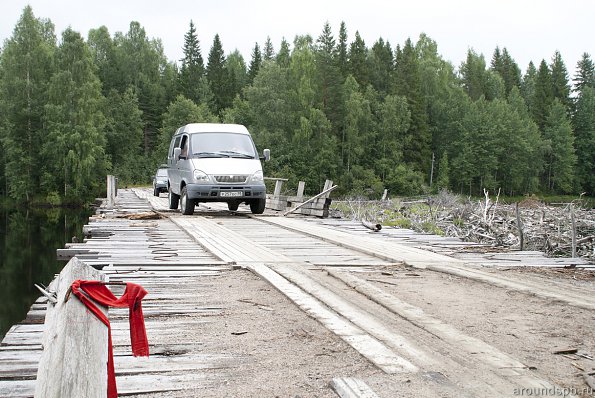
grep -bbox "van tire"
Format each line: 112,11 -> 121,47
250,198 -> 266,214
168,188 -> 180,209
227,202 -> 239,211
153,187 -> 159,197
180,187 -> 195,215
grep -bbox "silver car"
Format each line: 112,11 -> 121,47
153,167 -> 168,196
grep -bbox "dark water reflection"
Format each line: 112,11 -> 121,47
0,206 -> 93,339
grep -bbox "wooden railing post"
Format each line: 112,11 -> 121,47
35,257 -> 108,398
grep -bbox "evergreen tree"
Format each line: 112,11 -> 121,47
0,6 -> 56,201
276,38 -> 291,68
337,21 -> 348,77
42,28 -> 107,202
368,38 -> 393,95
115,21 -> 170,153
501,48 -> 521,93
573,86 -> 595,195
572,53 -> 594,94
506,87 -> 543,193
393,38 -> 431,175
315,22 -> 343,133
247,42 -> 262,84
205,34 -> 227,113
263,36 -> 275,61
550,51 -> 572,112
460,49 -> 488,100
179,20 -> 204,103
532,60 -> 553,130
491,47 -> 521,95
521,62 -> 537,114
542,99 -> 577,193
348,31 -> 368,87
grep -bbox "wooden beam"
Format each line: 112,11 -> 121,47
35,257 -> 108,398
283,185 -> 338,216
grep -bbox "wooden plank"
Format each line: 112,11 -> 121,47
331,377 -> 380,398
35,257 -> 108,398
247,262 -> 417,374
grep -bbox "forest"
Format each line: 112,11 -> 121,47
0,6 -> 593,205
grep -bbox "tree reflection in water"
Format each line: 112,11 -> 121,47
0,206 -> 92,339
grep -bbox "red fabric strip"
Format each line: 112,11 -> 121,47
71,280 -> 149,398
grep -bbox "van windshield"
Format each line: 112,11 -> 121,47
190,132 -> 257,159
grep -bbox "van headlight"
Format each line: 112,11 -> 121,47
193,170 -> 210,182
250,170 -> 264,183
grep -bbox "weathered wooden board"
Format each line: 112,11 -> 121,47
35,257 -> 108,398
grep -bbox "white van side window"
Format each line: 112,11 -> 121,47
170,136 -> 181,157
180,135 -> 189,158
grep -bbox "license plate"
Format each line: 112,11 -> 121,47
219,191 -> 242,197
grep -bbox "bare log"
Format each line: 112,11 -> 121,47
361,220 -> 382,232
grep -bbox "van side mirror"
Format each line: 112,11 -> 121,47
261,148 -> 270,162
173,147 -> 181,160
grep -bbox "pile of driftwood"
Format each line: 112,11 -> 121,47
333,191 -> 595,262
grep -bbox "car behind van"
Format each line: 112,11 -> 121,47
167,123 -> 270,215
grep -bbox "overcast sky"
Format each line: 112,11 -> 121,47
1,0 -> 593,78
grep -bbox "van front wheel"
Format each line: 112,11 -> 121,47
180,187 -> 195,215
250,198 -> 266,214
168,188 -> 180,209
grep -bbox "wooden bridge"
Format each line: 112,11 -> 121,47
1,189 -> 594,397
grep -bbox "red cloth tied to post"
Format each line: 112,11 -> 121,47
71,280 -> 149,398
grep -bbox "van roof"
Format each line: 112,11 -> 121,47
176,123 -> 250,135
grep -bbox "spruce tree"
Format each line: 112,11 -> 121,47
542,99 -> 577,193
460,49 -> 488,100
573,87 -> 595,195
247,42 -> 262,84
315,22 -> 343,132
179,20 -> 204,103
393,38 -> 431,176
206,34 -> 227,113
521,62 -> 537,115
532,60 -> 553,130
276,38 -> 291,68
368,38 -> 393,95
573,53 -> 594,94
550,51 -> 572,112
263,36 -> 274,61
337,22 -> 349,77
348,31 -> 368,87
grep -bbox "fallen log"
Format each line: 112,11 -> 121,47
361,220 -> 382,232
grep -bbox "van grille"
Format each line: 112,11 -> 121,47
214,175 -> 249,184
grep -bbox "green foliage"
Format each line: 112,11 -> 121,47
0,7 -> 591,205
0,6 -> 56,201
42,28 -> 107,203
542,99 -> 577,193
179,20 -> 205,103
156,95 -> 219,162
573,86 -> 595,195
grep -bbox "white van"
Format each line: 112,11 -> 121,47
167,123 -> 270,215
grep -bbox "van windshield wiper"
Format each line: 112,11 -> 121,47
219,151 -> 255,159
194,152 -> 227,158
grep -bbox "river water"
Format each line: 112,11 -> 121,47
0,206 -> 93,340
